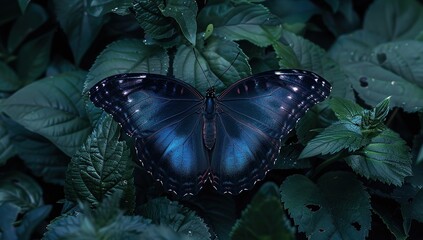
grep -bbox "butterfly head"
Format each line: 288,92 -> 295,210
206,86 -> 216,98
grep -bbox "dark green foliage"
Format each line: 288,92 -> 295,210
0,0 -> 422,239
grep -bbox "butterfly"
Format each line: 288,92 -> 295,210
89,69 -> 331,196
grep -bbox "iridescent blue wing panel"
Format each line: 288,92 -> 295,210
89,73 -> 209,195
212,69 -> 331,194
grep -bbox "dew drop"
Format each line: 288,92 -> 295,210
187,230 -> 193,237
391,81 -> 395,85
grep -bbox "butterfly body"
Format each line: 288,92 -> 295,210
89,69 -> 331,196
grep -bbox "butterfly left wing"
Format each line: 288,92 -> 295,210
212,69 -> 331,194
89,73 -> 209,195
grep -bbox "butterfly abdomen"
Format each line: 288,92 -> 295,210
203,97 -> 216,150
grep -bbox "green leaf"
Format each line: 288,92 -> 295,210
174,36 -> 251,93
263,0 -> 319,23
16,30 -> 54,83
138,197 -> 211,240
65,116 -> 134,210
84,39 -> 169,93
300,121 -> 367,158
87,0 -> 132,16
2,114 -> 68,185
330,97 -> 364,121
400,188 -> 423,224
272,41 -> 301,69
1,71 -> 91,156
280,31 -> 352,99
46,56 -> 77,76
53,0 -> 104,64
160,0 -> 197,45
364,0 -> 423,40
0,172 -> 43,212
343,40 -> 423,112
0,119 -> 15,165
44,194 -> 150,239
198,2 -> 282,47
345,129 -> 412,186
231,183 -> 294,240
133,0 -> 178,40
373,96 -> 391,122
0,61 -> 20,93
280,172 -> 371,240
7,3 -> 48,52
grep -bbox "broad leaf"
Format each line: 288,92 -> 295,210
198,2 -> 282,47
138,197 -> 211,240
7,3 -> 48,52
0,172 -> 43,212
160,0 -> 198,45
2,116 -> 69,184
84,39 -> 169,93
263,0 -> 319,23
231,183 -> 294,240
345,129 -> 412,186
65,116 -> 134,210
1,71 -> 91,156
16,30 -> 54,83
53,0 -> 104,64
280,172 -> 371,240
364,0 -> 423,40
300,121 -> 366,158
174,36 -> 251,93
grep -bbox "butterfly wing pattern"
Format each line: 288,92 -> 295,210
89,69 -> 331,196
212,70 -> 331,193
90,73 -> 209,195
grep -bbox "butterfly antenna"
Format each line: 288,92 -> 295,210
192,47 -> 213,87
212,51 -> 241,87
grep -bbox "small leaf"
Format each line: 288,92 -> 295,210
203,24 -> 214,40
133,0 -> 178,40
231,183 -> 294,240
280,172 -> 371,240
138,197 -> 211,240
1,71 -> 91,156
160,0 -> 198,45
7,3 -> 48,52
84,39 -> 169,93
345,129 -> 412,186
174,36 -> 251,93
300,121 -> 367,158
373,96 -> 391,122
0,172 -> 43,212
198,2 -> 282,47
330,97 -> 364,121
65,116 -> 135,210
53,0 -> 104,64
16,30 -> 54,83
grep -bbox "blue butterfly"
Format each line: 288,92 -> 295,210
89,69 -> 331,196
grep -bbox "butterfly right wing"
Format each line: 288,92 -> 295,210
89,73 -> 209,195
